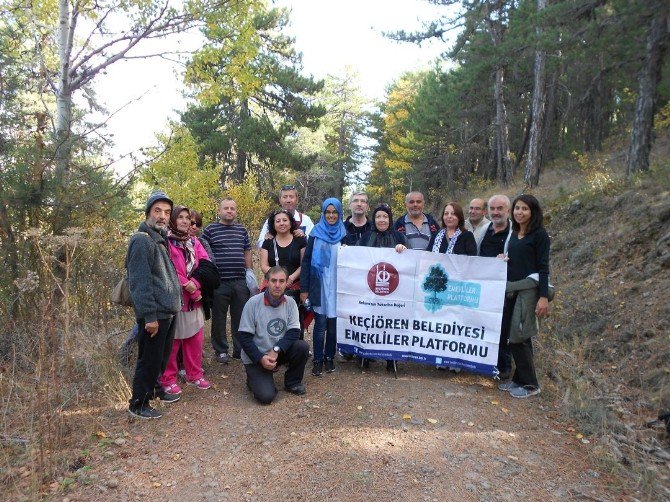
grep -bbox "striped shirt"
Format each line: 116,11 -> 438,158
202,222 -> 251,280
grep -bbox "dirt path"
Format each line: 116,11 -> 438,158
58,352 -> 621,502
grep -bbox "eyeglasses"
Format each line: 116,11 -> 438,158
324,210 -> 339,216
280,184 -> 296,191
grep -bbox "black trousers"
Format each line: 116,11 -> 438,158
497,296 -> 515,375
211,278 -> 249,356
510,338 -> 539,388
244,339 -> 309,405
130,316 -> 175,407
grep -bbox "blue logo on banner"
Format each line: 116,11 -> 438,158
421,264 -> 481,312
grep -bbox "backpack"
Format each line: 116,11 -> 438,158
111,232 -> 150,307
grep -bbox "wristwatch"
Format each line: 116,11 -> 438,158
273,345 -> 281,353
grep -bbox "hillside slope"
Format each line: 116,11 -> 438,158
534,149 -> 670,498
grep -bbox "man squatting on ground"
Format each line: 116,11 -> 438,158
127,191 -> 182,419
238,266 -> 310,404
202,198 -> 252,364
257,184 -> 314,247
478,194 -> 513,379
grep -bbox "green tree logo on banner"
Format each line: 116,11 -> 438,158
422,265 -> 449,312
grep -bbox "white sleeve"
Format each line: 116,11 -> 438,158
256,219 -> 269,248
302,213 -> 314,237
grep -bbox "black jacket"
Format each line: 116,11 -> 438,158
191,259 -> 221,320
427,230 -> 477,256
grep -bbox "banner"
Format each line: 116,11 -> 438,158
336,247 -> 507,377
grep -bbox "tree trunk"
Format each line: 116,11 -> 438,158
514,109 -> 532,174
53,0 -> 76,233
493,66 -> 513,186
485,1 -> 513,186
524,0 -> 548,188
234,99 -> 250,183
627,4 -> 669,176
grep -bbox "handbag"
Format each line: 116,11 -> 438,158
111,274 -> 132,307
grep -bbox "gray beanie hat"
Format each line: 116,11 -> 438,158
145,190 -> 173,215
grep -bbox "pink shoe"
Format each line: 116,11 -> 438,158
163,383 -> 182,395
187,378 -> 211,390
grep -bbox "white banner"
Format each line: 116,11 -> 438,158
336,247 -> 507,376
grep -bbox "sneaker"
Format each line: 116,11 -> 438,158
128,404 -> 162,419
324,358 -> 335,373
436,365 -> 448,370
312,360 -> 323,376
284,383 -> 306,395
155,390 -> 181,403
498,381 -> 521,391
509,386 -> 541,399
187,378 -> 211,390
216,353 -> 231,364
163,383 -> 182,395
449,366 -> 461,374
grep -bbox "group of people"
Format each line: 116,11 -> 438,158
125,185 -> 550,419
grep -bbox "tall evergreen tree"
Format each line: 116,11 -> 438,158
184,4 -> 325,188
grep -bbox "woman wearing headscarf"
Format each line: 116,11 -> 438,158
158,205 -> 212,394
300,198 -> 346,376
356,204 -> 407,371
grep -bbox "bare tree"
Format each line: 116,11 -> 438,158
52,0 -> 230,231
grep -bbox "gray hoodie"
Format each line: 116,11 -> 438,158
127,221 -> 181,323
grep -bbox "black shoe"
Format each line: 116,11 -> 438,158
285,383 -> 306,395
361,358 -> 370,369
155,390 -> 181,403
324,358 -> 335,373
128,404 -> 162,419
232,352 -> 241,360
312,360 -> 323,376
216,352 -> 231,364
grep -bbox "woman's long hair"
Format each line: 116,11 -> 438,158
440,202 -> 466,232
511,194 -> 544,234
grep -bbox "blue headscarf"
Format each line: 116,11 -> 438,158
310,197 -> 346,276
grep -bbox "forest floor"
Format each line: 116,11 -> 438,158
57,352 -> 617,502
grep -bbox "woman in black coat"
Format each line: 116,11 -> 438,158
355,204 -> 407,372
428,201 -> 477,256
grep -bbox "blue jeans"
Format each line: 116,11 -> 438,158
312,313 -> 337,362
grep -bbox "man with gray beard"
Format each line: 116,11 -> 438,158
478,194 -> 513,380
127,190 -> 182,419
